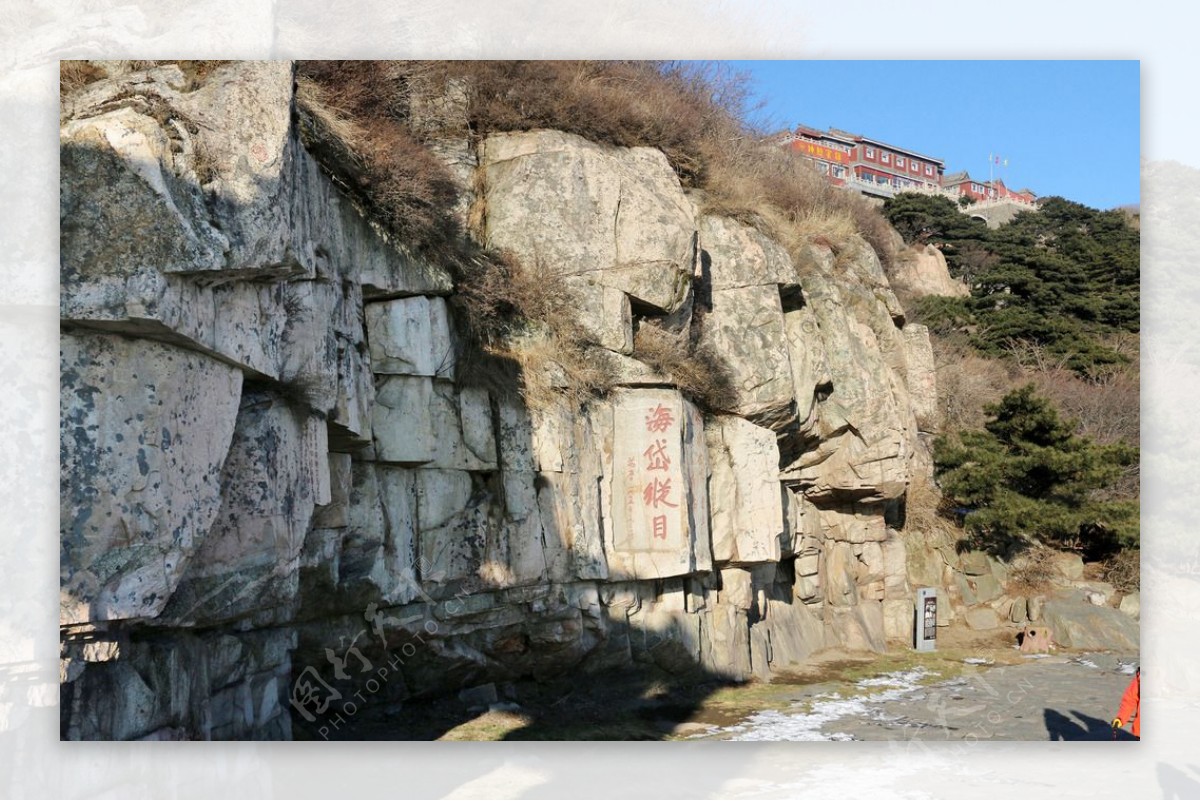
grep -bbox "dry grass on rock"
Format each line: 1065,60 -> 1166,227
632,322 -> 738,412
295,60 -> 900,409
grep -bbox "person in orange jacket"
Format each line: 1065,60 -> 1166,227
1112,666 -> 1140,739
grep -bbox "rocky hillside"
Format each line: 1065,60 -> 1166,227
58,61 -> 1133,741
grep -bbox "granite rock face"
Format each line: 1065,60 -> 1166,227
889,244 -> 971,299
60,62 -> 950,740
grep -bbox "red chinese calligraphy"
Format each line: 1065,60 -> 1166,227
642,477 -> 678,509
644,404 -> 675,433
652,514 -> 668,540
643,439 -> 670,471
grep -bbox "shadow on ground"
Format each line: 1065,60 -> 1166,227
294,656 -> 744,741
1044,708 -> 1136,741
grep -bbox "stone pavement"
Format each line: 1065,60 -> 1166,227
713,652 -> 1140,741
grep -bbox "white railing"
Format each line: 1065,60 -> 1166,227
840,174 -> 1039,213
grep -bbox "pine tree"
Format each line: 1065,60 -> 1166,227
934,385 -> 1138,556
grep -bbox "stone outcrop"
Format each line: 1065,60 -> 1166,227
889,244 -> 970,299
60,61 -> 946,740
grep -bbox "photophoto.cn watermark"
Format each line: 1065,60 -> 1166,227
288,557 -> 474,739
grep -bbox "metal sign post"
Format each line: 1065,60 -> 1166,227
916,587 -> 937,651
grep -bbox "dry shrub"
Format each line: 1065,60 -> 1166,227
902,474 -> 958,542
1009,337 -> 1140,447
297,60 -> 897,265
451,251 -> 616,411
1006,545 -> 1060,595
697,136 -> 896,269
296,64 -> 462,258
61,60 -> 231,96
60,61 -> 105,96
425,60 -> 740,186
1102,548 -> 1140,593
931,338 -> 1015,433
294,60 -> 903,406
632,322 -> 738,411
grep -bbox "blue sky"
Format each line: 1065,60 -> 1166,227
725,61 -> 1141,210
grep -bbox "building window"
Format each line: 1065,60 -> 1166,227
896,156 -> 906,168
925,165 -> 934,176
865,147 -> 875,159
881,153 -> 890,164
911,161 -> 919,173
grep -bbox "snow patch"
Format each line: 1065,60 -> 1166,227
717,667 -> 936,742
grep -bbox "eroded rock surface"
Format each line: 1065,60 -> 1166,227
60,61 -> 957,740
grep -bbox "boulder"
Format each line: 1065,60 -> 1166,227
1119,592 -> 1140,619
1040,597 -> 1139,651
889,244 -> 970,299
159,390 -> 325,627
698,214 -> 796,290
1027,594 -> 1045,622
957,571 -> 1003,605
60,334 -> 243,624
823,541 -> 859,607
1011,596 -> 1029,624
965,607 -> 1000,631
371,376 -> 434,464
698,284 -> 795,426
783,304 -> 832,429
365,296 -> 455,378
428,384 -> 498,471
883,598 -> 915,641
705,416 -> 784,565
479,130 -> 695,314
825,603 -> 886,653
1048,552 -> 1085,582
781,247 -> 916,503
414,469 -> 494,593
760,598 -> 825,668
901,325 -> 939,432
960,550 -> 991,576
702,604 -> 752,681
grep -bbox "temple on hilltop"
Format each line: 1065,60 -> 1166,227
782,124 -> 1038,207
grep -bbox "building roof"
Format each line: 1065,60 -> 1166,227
794,124 -> 858,146
941,171 -> 971,185
827,127 -> 863,143
856,136 -> 945,167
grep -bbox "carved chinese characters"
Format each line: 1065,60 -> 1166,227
606,389 -> 710,579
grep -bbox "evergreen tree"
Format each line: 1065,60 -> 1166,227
934,385 -> 1138,556
881,193 -> 1140,376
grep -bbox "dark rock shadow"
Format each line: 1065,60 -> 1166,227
292,629 -> 745,743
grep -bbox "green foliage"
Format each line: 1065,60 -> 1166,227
935,385 -> 1139,556
881,193 -> 1140,376
882,193 -> 988,246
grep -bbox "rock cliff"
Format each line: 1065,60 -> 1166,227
60,61 -> 942,739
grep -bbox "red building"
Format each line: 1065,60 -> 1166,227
783,125 -> 1038,206
942,172 -> 1038,205
786,125 -> 857,184
784,124 -> 944,196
